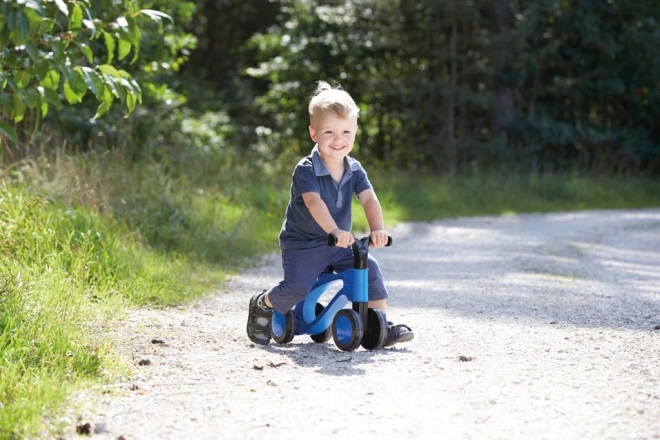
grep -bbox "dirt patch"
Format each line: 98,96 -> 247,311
61,210 -> 660,439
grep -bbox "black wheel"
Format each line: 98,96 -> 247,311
360,308 -> 388,350
332,309 -> 364,352
310,303 -> 332,343
272,310 -> 295,344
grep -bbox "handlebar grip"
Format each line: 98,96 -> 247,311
327,234 -> 393,247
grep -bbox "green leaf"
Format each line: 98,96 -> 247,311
75,41 -> 94,63
40,70 -> 60,90
103,74 -> 125,102
40,98 -> 48,118
12,92 -> 26,123
81,67 -> 103,98
6,78 -> 29,102
98,64 -> 122,78
70,68 -> 88,94
103,31 -> 115,64
70,4 -> 83,31
34,60 -> 49,80
93,100 -> 111,119
63,69 -> 87,104
118,38 -> 131,61
25,42 -> 40,62
124,16 -> 138,45
24,89 -> 40,109
15,70 -> 32,88
37,86 -> 48,118
11,13 -> 29,45
42,86 -> 62,109
0,120 -> 18,144
129,77 -> 142,97
130,27 -> 141,64
125,90 -> 136,115
139,9 -> 173,23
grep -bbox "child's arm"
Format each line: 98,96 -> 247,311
302,192 -> 354,248
357,189 -> 389,248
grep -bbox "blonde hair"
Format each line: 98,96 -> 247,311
308,81 -> 360,127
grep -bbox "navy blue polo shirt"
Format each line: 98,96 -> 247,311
279,145 -> 372,250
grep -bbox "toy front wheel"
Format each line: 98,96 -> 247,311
310,303 -> 332,343
332,309 -> 364,352
272,310 -> 295,344
360,308 -> 388,350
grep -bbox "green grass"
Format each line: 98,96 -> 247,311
352,171 -> 660,229
0,184 -> 229,438
1,153 -> 659,438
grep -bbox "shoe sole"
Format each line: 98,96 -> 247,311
384,331 -> 414,347
247,293 -> 272,345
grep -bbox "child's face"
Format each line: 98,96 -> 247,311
309,113 -> 358,165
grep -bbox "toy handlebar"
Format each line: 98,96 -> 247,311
327,233 -> 393,247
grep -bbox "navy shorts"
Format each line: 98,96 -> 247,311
267,245 -> 389,314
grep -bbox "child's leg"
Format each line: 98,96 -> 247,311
366,255 -> 389,311
266,246 -> 334,314
247,246 -> 332,345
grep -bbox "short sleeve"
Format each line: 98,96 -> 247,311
352,163 -> 372,195
291,160 -> 320,199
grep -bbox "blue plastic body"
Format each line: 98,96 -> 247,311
271,235 -> 391,342
279,268 -> 368,336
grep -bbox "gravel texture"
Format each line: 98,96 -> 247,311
62,209 -> 660,440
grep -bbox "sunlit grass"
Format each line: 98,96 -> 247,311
358,171 -> 660,225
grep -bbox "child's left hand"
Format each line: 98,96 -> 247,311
369,229 -> 389,248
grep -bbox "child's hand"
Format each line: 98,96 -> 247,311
369,229 -> 389,248
331,229 -> 354,248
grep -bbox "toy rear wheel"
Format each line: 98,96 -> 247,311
272,310 -> 295,344
310,303 -> 332,343
332,309 -> 364,352
360,308 -> 388,350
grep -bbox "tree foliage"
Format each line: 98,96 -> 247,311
240,0 -> 660,174
1,0 -> 658,174
0,0 -> 175,151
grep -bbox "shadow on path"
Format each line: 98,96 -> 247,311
376,209 -> 660,331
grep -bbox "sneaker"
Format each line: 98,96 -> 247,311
246,291 -> 273,345
384,321 -> 414,347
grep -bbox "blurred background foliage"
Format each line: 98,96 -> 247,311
2,0 -> 658,175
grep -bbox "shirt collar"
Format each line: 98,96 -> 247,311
311,144 -> 360,177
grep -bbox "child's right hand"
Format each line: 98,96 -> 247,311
330,229 -> 355,248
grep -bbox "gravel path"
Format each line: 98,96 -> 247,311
64,209 -> 660,440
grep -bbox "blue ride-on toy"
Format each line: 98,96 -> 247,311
270,234 -> 392,351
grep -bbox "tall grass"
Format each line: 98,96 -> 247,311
1,152 -> 659,438
0,187 -> 115,438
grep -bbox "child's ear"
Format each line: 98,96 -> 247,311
309,125 -> 317,142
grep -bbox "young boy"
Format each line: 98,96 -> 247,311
246,81 -> 413,347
